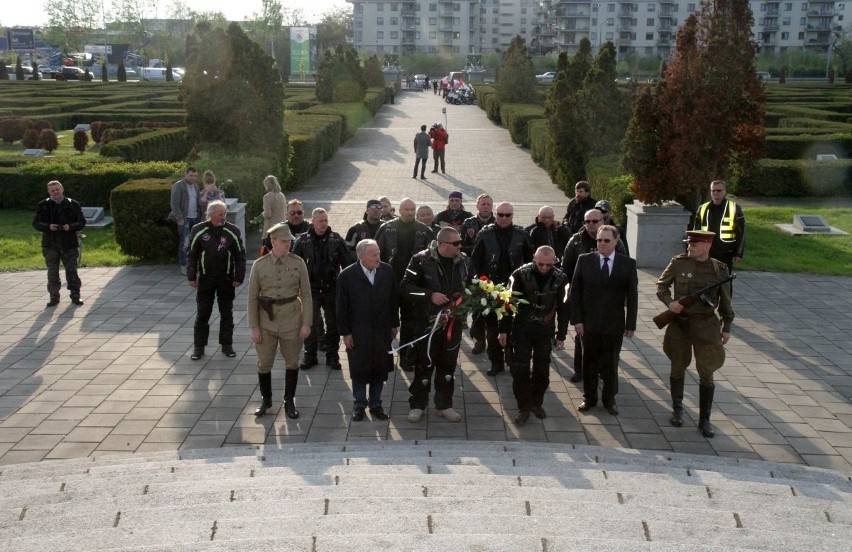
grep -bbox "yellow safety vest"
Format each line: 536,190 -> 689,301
698,200 -> 737,242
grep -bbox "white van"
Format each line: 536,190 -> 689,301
139,67 -> 181,82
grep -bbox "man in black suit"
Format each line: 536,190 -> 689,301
336,239 -> 399,422
570,225 -> 638,415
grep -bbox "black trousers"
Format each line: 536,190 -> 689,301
413,156 -> 428,177
433,149 -> 445,172
581,332 -> 623,405
470,313 -> 486,343
510,332 -> 553,411
304,288 -> 339,361
194,276 -> 235,347
44,246 -> 81,298
409,326 -> 462,410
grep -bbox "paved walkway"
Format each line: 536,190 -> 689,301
1,91 -> 850,472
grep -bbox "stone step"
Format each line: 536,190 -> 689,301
3,513 -> 849,551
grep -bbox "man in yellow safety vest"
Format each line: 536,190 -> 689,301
692,180 -> 745,273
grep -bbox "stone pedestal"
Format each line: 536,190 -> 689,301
626,201 -> 691,269
225,198 -> 247,245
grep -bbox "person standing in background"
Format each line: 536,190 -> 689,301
169,166 -> 200,274
261,175 -> 287,251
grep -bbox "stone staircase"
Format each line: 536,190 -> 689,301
1,441 -> 850,551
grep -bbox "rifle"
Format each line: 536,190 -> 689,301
653,274 -> 736,329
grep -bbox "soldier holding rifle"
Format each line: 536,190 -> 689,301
656,230 -> 734,438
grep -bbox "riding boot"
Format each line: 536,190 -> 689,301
283,369 -> 300,419
669,377 -> 685,427
698,383 -> 715,438
254,372 -> 272,416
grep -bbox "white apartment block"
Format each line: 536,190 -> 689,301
350,0 -> 848,58
533,0 -> 849,58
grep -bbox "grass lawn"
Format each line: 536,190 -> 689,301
0,210 -> 137,271
0,132 -> 100,159
737,207 -> 852,276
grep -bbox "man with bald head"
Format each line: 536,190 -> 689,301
471,201 -> 534,375
499,246 -> 570,424
375,198 -> 434,371
527,206 -> 570,265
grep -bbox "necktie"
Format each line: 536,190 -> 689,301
601,256 -> 610,280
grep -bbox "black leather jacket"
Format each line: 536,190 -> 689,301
460,213 -> 495,256
471,224 -> 534,284
375,218 -> 434,282
292,225 -> 353,290
33,196 -> 86,250
400,241 -> 472,334
502,262 -> 570,340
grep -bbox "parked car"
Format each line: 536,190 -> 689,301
536,71 -> 557,83
757,71 -> 771,83
5,65 -> 35,80
50,66 -> 87,80
412,74 -> 427,88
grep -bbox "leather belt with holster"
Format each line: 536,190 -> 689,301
257,295 -> 297,321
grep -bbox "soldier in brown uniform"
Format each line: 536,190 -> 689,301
656,230 -> 734,438
247,222 -> 313,419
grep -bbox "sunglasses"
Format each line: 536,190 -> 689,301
596,238 -> 612,243
367,205 -> 382,210
496,213 -> 513,218
289,210 -> 303,215
584,219 -> 602,224
711,189 -> 725,193
442,240 -> 462,246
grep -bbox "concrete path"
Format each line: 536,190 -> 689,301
1,91 -> 851,472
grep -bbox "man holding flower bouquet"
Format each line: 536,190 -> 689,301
400,228 -> 472,423
499,246 -> 570,424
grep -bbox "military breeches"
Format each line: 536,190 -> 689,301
510,332 -> 552,411
409,329 -> 462,410
255,330 -> 302,374
194,276 -> 235,347
663,316 -> 725,385
43,246 -> 81,298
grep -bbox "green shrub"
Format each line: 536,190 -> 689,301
101,127 -> 150,144
499,103 -> 545,147
364,88 -> 385,114
734,158 -> 852,196
284,112 -> 344,187
0,159 -> 183,209
476,85 -> 501,124
765,133 -> 852,160
111,179 -> 177,259
529,118 -> 554,175
99,128 -> 191,162
302,103 -> 371,141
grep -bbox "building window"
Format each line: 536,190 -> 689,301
416,31 -> 420,39
377,31 -> 384,39
646,32 -> 653,40
521,17 -> 526,24
782,17 -> 790,24
377,17 -> 384,24
781,31 -> 789,39
606,18 -> 614,26
430,3 -> 437,11
454,31 -> 460,39
608,4 -> 615,11
355,31 -> 362,41
493,17 -> 499,23
785,2 -> 792,10
648,4 -> 655,11
800,16 -> 806,24
647,18 -> 654,25
391,17 -> 398,25
798,31 -> 804,39
430,31 -> 437,39
521,7 -> 527,13
378,3 -> 384,11
391,31 -> 398,38
687,3 -> 695,11
378,45 -> 384,52
801,3 -> 807,10
391,3 -> 398,11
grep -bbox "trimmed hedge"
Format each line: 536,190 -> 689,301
476,85 -> 501,124
0,160 -> 183,209
529,118 -> 554,174
765,133 -> 852,160
734,158 -> 852,196
111,178 -> 178,260
284,112 -> 344,188
99,128 -> 191,162
499,103 -> 545,147
302,103 -> 372,142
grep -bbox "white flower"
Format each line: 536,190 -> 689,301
480,298 -> 487,306
482,308 -> 490,315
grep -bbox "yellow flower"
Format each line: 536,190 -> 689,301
499,290 -> 512,302
495,307 -> 506,320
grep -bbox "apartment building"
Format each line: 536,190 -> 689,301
532,0 -> 848,58
349,0 -> 848,58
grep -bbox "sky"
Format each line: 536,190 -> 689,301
2,0 -> 350,28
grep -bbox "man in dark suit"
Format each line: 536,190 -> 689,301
570,225 -> 638,415
336,239 -> 399,422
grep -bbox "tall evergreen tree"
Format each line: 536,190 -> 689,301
579,42 -> 628,157
315,45 -> 366,103
496,35 -> 537,104
621,0 -> 765,208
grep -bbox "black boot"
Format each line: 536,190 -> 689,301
698,383 -> 715,438
254,372 -> 272,416
669,377 -> 685,427
283,369 -> 300,419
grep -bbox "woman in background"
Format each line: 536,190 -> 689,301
199,170 -> 225,214
261,175 -> 287,251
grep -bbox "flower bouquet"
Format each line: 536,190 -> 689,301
441,275 -> 529,324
